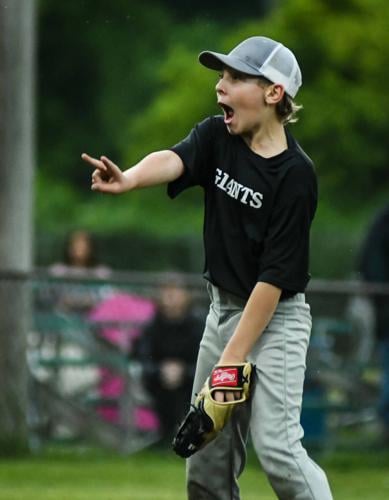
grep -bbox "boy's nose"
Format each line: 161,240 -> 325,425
215,79 -> 226,95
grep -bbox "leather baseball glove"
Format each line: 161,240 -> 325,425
172,362 -> 253,458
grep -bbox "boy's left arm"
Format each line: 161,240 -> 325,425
215,281 -> 281,402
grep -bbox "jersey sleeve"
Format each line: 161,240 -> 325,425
257,161 -> 318,293
167,116 -> 215,198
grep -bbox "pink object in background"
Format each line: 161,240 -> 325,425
134,406 -> 160,431
88,292 -> 157,428
89,292 -> 156,349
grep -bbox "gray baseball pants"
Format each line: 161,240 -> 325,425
187,284 -> 333,500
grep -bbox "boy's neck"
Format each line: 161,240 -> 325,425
242,121 -> 287,159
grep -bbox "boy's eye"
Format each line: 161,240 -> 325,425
231,70 -> 248,81
217,70 -> 250,82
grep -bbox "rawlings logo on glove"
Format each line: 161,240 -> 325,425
212,367 -> 238,386
172,362 -> 254,458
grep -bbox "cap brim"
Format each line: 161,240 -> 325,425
198,51 -> 260,77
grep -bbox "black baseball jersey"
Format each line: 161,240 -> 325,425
168,115 -> 317,300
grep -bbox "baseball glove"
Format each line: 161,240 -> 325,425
172,362 -> 253,458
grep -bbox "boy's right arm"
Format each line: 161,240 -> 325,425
81,150 -> 184,194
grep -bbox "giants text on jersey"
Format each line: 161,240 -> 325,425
215,168 -> 263,209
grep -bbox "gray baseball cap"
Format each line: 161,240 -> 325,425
199,36 -> 302,98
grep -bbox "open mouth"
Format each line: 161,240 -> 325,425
219,103 -> 234,124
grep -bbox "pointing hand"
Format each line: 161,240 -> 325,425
82,153 -> 128,194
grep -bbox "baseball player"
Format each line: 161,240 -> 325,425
83,36 -> 333,499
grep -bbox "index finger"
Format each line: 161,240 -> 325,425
81,153 -> 107,170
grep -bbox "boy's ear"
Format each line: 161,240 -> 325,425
264,84 -> 285,104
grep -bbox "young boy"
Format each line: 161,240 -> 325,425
83,36 -> 333,500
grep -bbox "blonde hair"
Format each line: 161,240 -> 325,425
258,77 -> 302,125
276,94 -> 302,124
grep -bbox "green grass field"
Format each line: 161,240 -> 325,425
0,447 -> 389,500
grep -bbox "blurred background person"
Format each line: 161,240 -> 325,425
358,204 -> 389,446
37,229 -> 112,412
50,229 -> 111,280
135,273 -> 203,444
49,229 -> 111,314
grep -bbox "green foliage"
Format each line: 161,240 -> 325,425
289,0 -> 389,204
37,1 -> 173,185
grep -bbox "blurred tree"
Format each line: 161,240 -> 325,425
0,0 -> 35,455
162,0 -> 274,20
37,0 -> 173,188
272,0 -> 389,203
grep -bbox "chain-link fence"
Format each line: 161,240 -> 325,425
1,269 -> 388,453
